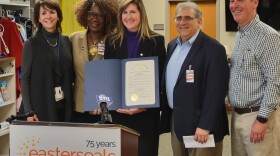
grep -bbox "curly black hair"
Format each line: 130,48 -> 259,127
74,0 -> 118,35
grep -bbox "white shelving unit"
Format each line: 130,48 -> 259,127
0,0 -> 30,18
0,57 -> 16,155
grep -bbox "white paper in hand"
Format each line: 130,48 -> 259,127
183,134 -> 215,148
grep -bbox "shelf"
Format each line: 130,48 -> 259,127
0,73 -> 14,78
0,100 -> 15,108
0,57 -> 14,61
0,58 -> 15,155
0,128 -> 9,137
0,2 -> 31,18
0,2 -> 29,7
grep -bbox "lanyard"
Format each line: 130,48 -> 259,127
57,34 -> 60,63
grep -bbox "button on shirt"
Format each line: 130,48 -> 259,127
229,15 -> 280,118
166,30 -> 199,109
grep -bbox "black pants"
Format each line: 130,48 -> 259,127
110,110 -> 160,156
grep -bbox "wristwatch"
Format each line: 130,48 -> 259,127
256,116 -> 268,124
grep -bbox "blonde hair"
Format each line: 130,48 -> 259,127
111,0 -> 159,47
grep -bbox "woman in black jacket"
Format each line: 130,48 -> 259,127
104,0 -> 166,155
21,0 -> 73,122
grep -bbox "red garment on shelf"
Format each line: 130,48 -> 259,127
0,18 -> 23,93
0,18 -> 23,67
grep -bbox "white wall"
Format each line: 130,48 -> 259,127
144,0 -> 279,53
216,0 -> 237,57
143,0 -> 166,36
216,0 -> 280,57
144,0 -> 234,50
143,0 -> 235,53
143,0 -> 169,45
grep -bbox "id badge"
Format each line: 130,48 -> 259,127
54,86 -> 64,102
98,41 -> 105,55
186,65 -> 194,83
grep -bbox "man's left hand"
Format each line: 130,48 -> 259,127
250,120 -> 267,143
194,128 -> 210,144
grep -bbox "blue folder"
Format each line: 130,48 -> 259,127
84,57 -> 159,111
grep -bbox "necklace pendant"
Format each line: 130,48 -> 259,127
89,45 -> 98,56
43,32 -> 58,47
48,42 -> 58,47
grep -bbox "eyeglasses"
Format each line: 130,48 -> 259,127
87,11 -> 105,19
174,16 -> 195,22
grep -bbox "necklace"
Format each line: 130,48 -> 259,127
89,43 -> 98,56
88,34 -> 102,56
42,32 -> 58,47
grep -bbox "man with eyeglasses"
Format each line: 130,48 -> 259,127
160,2 -> 229,156
228,0 -> 280,156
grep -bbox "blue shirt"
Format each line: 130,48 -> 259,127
166,30 -> 199,109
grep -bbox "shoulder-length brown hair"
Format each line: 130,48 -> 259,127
34,0 -> 63,33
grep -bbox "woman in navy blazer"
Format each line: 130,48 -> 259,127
104,0 -> 166,156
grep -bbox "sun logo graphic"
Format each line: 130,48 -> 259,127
16,136 -> 41,156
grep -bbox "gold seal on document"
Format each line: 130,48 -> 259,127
131,94 -> 139,102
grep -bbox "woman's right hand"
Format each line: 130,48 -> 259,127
117,108 -> 146,115
27,114 -> 39,121
89,109 -> 102,115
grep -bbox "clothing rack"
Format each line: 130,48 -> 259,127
1,9 -> 23,18
1,9 -> 33,39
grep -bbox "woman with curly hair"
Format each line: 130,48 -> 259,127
70,0 -> 118,123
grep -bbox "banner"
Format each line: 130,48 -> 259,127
10,124 -> 121,156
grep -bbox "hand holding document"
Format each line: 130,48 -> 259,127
183,134 -> 215,148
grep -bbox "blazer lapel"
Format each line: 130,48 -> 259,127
138,39 -> 145,57
93,54 -> 104,60
78,31 -> 89,62
162,39 -> 178,89
117,37 -> 128,59
176,31 -> 204,84
166,40 -> 178,64
138,38 -> 155,57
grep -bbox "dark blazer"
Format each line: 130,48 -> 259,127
21,30 -> 73,122
104,34 -> 166,156
160,31 -> 229,142
105,35 -> 166,81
